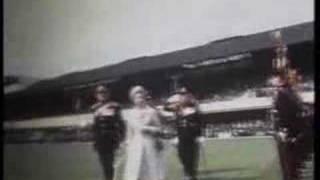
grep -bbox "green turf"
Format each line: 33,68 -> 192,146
4,136 -> 283,180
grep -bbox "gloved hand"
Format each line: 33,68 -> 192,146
278,131 -> 287,142
170,137 -> 179,146
289,137 -> 297,143
197,136 -> 206,143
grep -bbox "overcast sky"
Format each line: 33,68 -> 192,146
4,0 -> 313,79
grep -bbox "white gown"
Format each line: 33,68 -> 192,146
123,106 -> 167,180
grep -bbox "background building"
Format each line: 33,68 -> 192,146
4,22 -> 314,121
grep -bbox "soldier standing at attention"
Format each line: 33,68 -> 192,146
269,31 -> 313,180
91,85 -> 125,180
165,87 -> 204,180
272,70 -> 313,180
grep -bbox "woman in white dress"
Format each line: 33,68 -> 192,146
123,85 -> 167,180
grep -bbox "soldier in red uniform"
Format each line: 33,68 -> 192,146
91,85 -> 126,180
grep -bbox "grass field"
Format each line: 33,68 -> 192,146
4,136 -> 283,180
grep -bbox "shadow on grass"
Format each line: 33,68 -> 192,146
198,177 -> 259,180
198,167 -> 247,176
197,168 -> 259,180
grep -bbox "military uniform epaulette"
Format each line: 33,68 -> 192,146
105,101 -> 120,109
91,102 -> 104,111
91,101 -> 120,111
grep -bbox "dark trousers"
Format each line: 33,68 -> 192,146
95,143 -> 116,180
177,137 -> 200,180
277,129 -> 313,180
